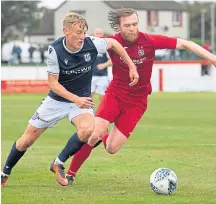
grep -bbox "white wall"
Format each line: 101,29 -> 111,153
151,64 -> 216,92
136,10 -> 147,33
2,64 -> 216,92
145,11 -> 189,39
1,67 -> 48,80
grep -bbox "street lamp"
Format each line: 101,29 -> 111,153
201,9 -> 206,44
211,3 -> 215,53
23,24 -> 29,43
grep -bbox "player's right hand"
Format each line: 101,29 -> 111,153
74,97 -> 94,109
129,67 -> 139,86
212,59 -> 216,68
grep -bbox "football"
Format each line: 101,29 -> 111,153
150,168 -> 177,195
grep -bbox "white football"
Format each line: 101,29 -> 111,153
150,168 -> 177,195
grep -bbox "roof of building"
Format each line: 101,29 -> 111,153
55,0 -> 186,12
104,1 -> 185,11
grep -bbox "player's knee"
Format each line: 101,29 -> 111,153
106,145 -> 119,154
77,126 -> 94,141
92,127 -> 106,140
88,134 -> 101,146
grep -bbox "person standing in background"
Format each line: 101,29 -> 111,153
91,28 -> 112,100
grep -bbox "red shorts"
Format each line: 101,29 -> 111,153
95,93 -> 148,138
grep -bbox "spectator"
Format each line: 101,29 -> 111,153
28,44 -> 35,63
201,43 -> 212,76
11,44 -> 22,64
91,28 -> 112,101
39,44 -> 46,64
11,44 -> 18,65
16,45 -> 22,64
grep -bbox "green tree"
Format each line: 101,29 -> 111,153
1,1 -> 42,44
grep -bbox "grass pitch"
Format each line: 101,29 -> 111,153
1,93 -> 216,204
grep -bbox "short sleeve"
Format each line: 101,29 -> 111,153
89,36 -> 108,54
147,34 -> 177,50
47,45 -> 60,75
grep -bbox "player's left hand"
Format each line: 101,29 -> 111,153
129,67 -> 139,86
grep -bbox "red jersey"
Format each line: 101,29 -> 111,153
106,32 -> 177,105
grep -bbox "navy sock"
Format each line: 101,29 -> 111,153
58,133 -> 86,163
3,142 -> 26,175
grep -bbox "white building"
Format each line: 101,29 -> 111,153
27,0 -> 189,44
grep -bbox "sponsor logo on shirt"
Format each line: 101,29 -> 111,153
61,65 -> 92,75
120,46 -> 146,65
120,57 -> 146,65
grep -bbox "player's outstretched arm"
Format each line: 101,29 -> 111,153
106,38 -> 139,86
176,39 -> 216,67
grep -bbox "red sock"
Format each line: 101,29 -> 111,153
67,143 -> 93,177
101,132 -> 109,149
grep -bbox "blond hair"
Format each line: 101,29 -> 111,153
63,12 -> 88,30
108,8 -> 138,32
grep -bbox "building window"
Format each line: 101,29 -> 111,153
172,11 -> 182,27
147,11 -> 159,26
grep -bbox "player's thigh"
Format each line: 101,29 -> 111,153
29,96 -> 68,129
95,76 -> 109,96
115,105 -> 146,138
95,93 -> 121,123
107,106 -> 146,153
69,106 -> 94,142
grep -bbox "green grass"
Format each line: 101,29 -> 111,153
1,93 -> 216,204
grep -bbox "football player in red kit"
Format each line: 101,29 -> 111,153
66,8 -> 216,184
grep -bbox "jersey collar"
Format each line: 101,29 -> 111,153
62,37 -> 84,54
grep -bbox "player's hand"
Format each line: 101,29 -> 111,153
129,66 -> 139,86
97,64 -> 105,70
74,97 -> 94,109
212,60 -> 216,68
